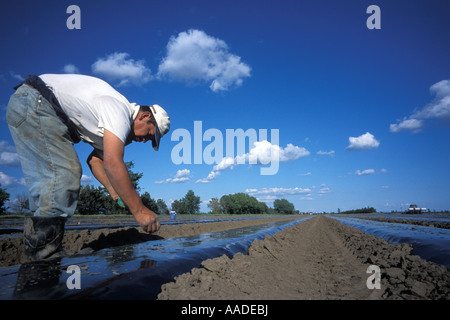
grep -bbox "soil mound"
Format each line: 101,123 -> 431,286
158,216 -> 450,300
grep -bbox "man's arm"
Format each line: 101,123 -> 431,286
101,129 -> 160,233
87,150 -> 119,201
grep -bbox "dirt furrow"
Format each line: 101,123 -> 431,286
157,216 -> 450,300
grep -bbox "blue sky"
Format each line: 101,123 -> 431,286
1,0 -> 449,213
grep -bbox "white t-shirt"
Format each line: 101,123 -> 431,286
39,74 -> 140,150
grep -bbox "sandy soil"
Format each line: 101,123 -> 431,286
157,215 -> 450,300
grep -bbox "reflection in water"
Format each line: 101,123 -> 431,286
64,259 -> 157,300
13,259 -> 66,300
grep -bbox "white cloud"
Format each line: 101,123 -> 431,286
213,157 -> 235,171
318,187 -> 331,194
0,141 -> 20,167
0,152 -> 20,166
81,175 -> 92,183
246,187 -> 311,203
356,169 -> 375,176
196,170 -> 221,184
0,171 -> 25,187
157,29 -> 251,92
317,150 -> 335,157
0,141 -> 15,152
92,52 -> 152,86
346,132 -> 380,150
390,79 -> 450,132
196,140 -> 309,183
241,141 -> 309,164
246,187 -> 311,197
390,118 -> 424,133
62,63 -> 80,74
156,169 -> 191,184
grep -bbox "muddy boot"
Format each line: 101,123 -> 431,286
23,216 -> 66,262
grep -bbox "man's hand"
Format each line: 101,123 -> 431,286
102,129 -> 160,233
134,207 -> 160,233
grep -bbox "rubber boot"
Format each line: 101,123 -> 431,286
23,216 -> 66,262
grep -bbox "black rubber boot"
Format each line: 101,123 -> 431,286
23,216 -> 66,262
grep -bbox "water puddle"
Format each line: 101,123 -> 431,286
0,216 -> 311,300
331,216 -> 450,269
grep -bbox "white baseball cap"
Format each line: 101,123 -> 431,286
149,104 -> 170,151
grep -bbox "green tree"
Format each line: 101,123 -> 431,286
273,198 -> 295,214
76,185 -> 107,215
220,193 -> 268,215
207,197 -> 222,214
183,190 -> 200,214
156,199 -> 169,215
171,190 -> 201,214
126,161 -> 143,192
171,199 -> 186,215
0,184 -> 10,215
77,161 -> 147,215
141,192 -> 158,214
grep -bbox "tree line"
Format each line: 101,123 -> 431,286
0,162 -> 297,215
338,206 -> 377,214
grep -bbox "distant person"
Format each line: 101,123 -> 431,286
6,74 -> 170,262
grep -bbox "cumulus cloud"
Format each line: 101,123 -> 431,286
0,171 -> 25,187
156,169 -> 191,184
318,187 -> 331,194
0,141 -> 20,167
390,118 -> 423,133
196,141 -> 309,183
92,52 -> 152,86
241,141 -> 309,164
390,79 -> 450,132
62,63 -> 80,74
157,29 -> 251,92
346,132 -> 380,150
0,152 -> 20,167
80,175 -> 92,184
317,150 -> 335,157
246,187 -> 311,203
355,169 -> 375,176
246,187 -> 312,197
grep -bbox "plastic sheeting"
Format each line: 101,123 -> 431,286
0,216 -> 311,300
331,216 -> 450,269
